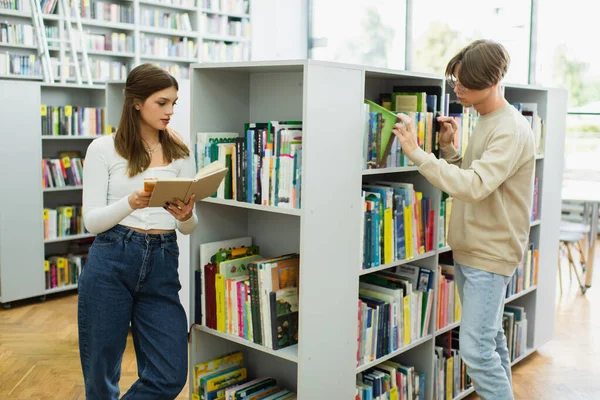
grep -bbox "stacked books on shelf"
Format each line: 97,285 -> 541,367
361,181 -> 435,269
437,264 -> 461,331
506,241 -> 538,299
140,34 -> 196,58
44,253 -> 86,290
195,121 -> 303,209
199,236 -> 299,351
0,21 -> 35,46
356,360 -> 425,400
43,205 -> 86,239
439,194 -> 452,249
70,0 -> 134,24
434,330 -> 472,399
0,1 -> 30,11
202,40 -> 248,62
503,305 -> 528,361
201,13 -> 250,38
0,53 -> 40,77
140,8 -> 193,31
513,102 -> 545,157
531,177 -> 539,222
357,264 -> 434,367
363,89 -> 440,170
41,105 -> 107,136
192,351 -> 296,400
446,102 -> 478,158
42,153 -> 84,189
76,31 -> 135,53
201,0 -> 249,14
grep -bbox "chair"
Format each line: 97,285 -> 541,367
558,230 -> 587,294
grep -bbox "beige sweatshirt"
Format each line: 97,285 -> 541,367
410,100 -> 536,276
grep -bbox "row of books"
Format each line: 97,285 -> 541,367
0,53 -> 41,77
42,155 -> 84,189
192,351 -> 296,399
195,122 -> 303,209
201,14 -> 250,38
439,195 -> 452,249
43,205 -> 86,239
41,105 -> 107,137
504,305 -> 528,362
77,31 -> 134,54
513,102 -> 545,156
531,177 -> 539,222
140,9 -> 193,31
140,35 -> 196,59
357,264 -> 434,367
44,253 -> 86,290
0,1 -> 28,11
357,361 -> 425,400
506,241 -> 539,299
69,0 -> 134,24
201,0 -> 249,15
202,40 -> 249,62
434,330 -> 473,399
156,62 -> 189,79
361,182 -> 435,269
152,0 -> 196,8
0,22 -> 34,47
447,105 -> 478,159
436,264 -> 461,332
199,236 -> 299,351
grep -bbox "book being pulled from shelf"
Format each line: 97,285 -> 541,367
506,241 -> 538,299
198,236 -> 299,352
361,181 -> 435,269
42,153 -> 84,188
434,329 -> 473,399
503,305 -> 527,362
357,264 -> 433,367
45,253 -> 86,290
357,360 -> 425,400
437,264 -> 461,332
41,104 -> 107,136
43,205 -> 86,239
192,351 -> 296,400
195,121 -> 303,209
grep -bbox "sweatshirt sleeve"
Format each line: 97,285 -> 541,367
409,131 -> 523,204
439,143 -> 463,167
82,139 -> 134,234
175,155 -> 198,235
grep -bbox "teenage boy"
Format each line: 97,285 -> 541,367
392,39 -> 535,400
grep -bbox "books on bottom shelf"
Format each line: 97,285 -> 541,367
506,242 -> 539,299
357,264 -> 434,368
437,264 -> 461,332
503,305 -> 528,362
434,330 -> 473,400
45,253 -> 87,290
192,351 -> 296,400
357,360 -> 425,400
361,181 -> 436,270
198,236 -> 299,352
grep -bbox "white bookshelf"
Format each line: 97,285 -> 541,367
184,60 -> 567,399
0,0 -> 252,84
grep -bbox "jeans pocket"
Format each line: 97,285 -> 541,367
93,231 -> 121,247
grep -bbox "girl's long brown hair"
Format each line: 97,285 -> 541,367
115,63 -> 190,177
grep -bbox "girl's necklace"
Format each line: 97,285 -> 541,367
142,138 -> 160,154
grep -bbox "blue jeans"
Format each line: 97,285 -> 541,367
78,225 -> 188,400
455,263 -> 514,400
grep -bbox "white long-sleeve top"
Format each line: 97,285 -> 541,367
82,134 -> 198,235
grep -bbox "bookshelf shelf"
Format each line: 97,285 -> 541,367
356,335 -> 433,374
45,283 -> 78,294
453,386 -> 475,400
0,74 -> 43,80
0,42 -> 37,50
200,8 -> 250,18
43,186 -> 83,192
536,154 -> 544,160
194,325 -> 299,363
359,251 -> 437,276
505,285 -> 537,304
44,233 -> 95,244
511,347 -> 536,366
362,166 -> 419,175
439,245 -> 452,254
87,50 -> 136,58
138,26 -> 196,37
435,320 -> 461,337
41,136 -> 100,140
138,0 -> 198,12
201,197 -> 302,216
531,219 -> 541,227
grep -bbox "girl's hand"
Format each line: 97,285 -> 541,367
128,189 -> 152,209
164,194 -> 196,221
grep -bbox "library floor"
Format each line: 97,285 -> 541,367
1,256 -> 599,400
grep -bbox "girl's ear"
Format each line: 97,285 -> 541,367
133,99 -> 141,110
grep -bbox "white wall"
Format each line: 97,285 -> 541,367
251,0 -> 308,61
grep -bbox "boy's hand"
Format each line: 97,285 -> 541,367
393,113 -> 419,157
437,116 -> 459,148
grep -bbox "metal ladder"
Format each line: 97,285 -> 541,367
29,0 -> 93,85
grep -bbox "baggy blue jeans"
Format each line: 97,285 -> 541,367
454,263 -> 514,400
78,224 -> 188,399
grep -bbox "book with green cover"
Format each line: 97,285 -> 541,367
365,99 -> 403,167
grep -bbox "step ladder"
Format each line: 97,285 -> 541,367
29,0 -> 93,85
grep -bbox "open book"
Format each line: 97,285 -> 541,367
148,161 -> 228,207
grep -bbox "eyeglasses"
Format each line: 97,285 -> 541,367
448,77 -> 470,94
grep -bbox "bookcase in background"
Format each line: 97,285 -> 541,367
0,0 -> 252,84
0,81 -> 106,306
104,79 -> 194,325
185,60 -> 567,399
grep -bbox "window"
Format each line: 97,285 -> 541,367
308,0 -> 407,70
410,0 -> 532,84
